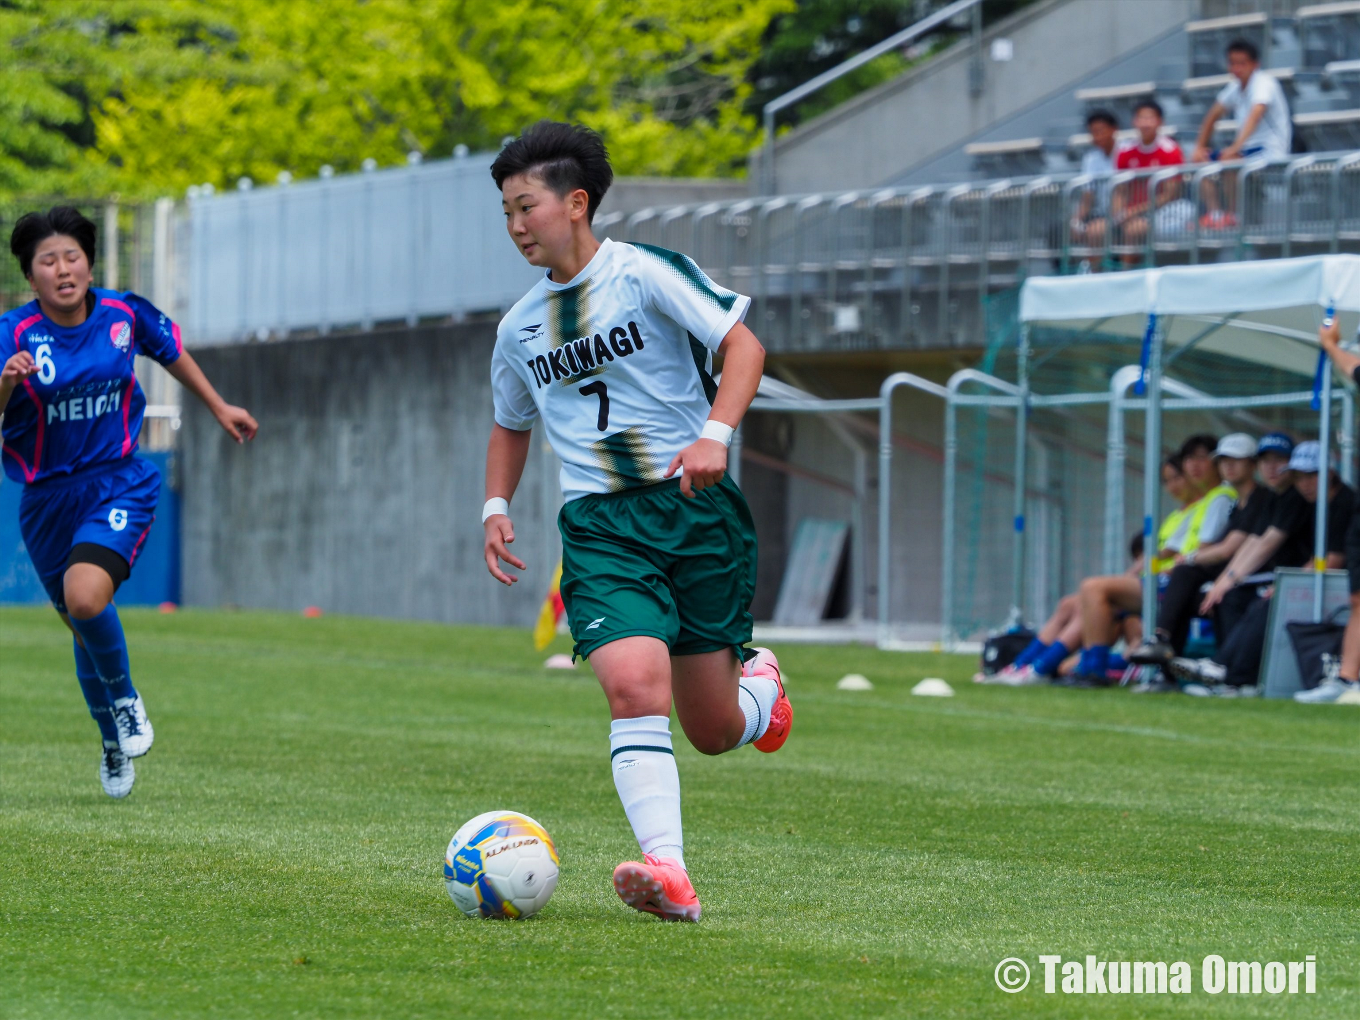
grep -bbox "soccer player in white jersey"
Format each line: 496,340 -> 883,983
482,121 -> 791,921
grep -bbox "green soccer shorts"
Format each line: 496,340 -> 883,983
557,475 -> 758,661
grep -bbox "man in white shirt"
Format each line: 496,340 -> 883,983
1070,110 -> 1118,256
1192,38 -> 1292,225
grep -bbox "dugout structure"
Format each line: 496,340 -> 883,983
968,255 -> 1360,647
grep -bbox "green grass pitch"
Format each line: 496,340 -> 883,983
2,605 -> 1357,1019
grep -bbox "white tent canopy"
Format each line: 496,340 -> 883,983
1019,255 -> 1360,377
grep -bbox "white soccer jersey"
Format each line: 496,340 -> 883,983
491,238 -> 750,502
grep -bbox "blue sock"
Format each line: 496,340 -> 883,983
67,605 -> 136,702
1080,645 -> 1111,676
73,638 -> 119,743
1012,638 -> 1048,669
1032,641 -> 1071,677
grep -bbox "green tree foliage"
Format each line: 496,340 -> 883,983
0,0 -> 793,200
747,0 -> 1030,131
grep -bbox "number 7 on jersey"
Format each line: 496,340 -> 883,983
579,381 -> 609,432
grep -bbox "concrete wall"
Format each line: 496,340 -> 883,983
760,0 -> 1199,194
181,329 -> 960,636
181,324 -> 562,625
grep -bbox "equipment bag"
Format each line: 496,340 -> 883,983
1285,608 -> 1348,691
980,629 -> 1036,676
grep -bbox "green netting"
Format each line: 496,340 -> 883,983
948,285 -> 1350,643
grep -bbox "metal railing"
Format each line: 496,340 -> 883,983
596,150 -> 1360,352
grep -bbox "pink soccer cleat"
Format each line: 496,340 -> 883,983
745,647 -> 792,753
613,854 -> 702,921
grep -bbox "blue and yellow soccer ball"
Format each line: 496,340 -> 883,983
443,810 -> 560,919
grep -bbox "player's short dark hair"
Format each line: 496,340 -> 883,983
1133,98 -> 1164,120
490,121 -> 613,224
1128,531 -> 1144,561
1163,453 -> 1184,474
1180,434 -> 1218,459
1086,109 -> 1118,130
1226,38 -> 1259,62
10,206 -> 97,278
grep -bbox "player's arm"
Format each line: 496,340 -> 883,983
1222,103 -> 1267,160
1200,529 -> 1284,613
1319,318 -> 1360,379
483,424 -> 532,585
1,349 -> 38,409
165,350 -> 258,444
1192,101 -> 1226,163
665,321 -> 764,498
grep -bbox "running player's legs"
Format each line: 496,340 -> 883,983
671,649 -> 743,754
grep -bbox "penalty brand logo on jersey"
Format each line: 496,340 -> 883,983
519,324 -> 543,343
110,321 -> 132,352
523,322 -> 646,389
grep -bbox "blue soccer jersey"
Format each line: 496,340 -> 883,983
1,288 -> 181,485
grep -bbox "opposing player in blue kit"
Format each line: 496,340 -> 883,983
1,207 -> 257,798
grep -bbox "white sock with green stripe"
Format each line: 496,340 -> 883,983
737,674 -> 779,747
610,715 -> 684,870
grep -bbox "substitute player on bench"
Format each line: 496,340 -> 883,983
481,122 -> 790,921
1,207 -> 257,798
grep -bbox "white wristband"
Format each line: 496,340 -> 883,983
700,420 -> 735,448
481,497 -> 510,523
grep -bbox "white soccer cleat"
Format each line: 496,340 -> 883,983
112,694 -> 154,758
1293,678 -> 1359,704
992,664 -> 1047,686
99,744 -> 135,799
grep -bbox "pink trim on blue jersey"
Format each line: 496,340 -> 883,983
1,288 -> 182,485
128,518 -> 155,565
13,312 -> 42,352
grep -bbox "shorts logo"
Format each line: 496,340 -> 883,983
586,617 -> 606,630
110,321 -> 131,352
108,508 -> 128,532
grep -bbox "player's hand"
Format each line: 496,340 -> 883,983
215,403 -> 258,444
2,351 -> 37,385
665,438 -> 727,498
1320,318 -> 1342,352
1191,144 -> 1211,164
1221,143 -> 1242,161
1199,579 -> 1227,615
484,515 -> 525,585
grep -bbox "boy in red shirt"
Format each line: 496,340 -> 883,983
1112,100 -> 1188,264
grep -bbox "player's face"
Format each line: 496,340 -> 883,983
1294,472 -> 1319,503
1217,456 -> 1253,486
1162,465 -> 1188,503
28,234 -> 92,314
1088,120 -> 1116,152
1227,51 -> 1256,84
502,173 -> 588,267
1182,447 -> 1214,488
1132,107 -> 1161,143
1259,452 -> 1292,490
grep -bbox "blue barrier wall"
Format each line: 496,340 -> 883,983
0,451 -> 181,606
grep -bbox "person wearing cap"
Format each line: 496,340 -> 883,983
1255,431 -> 1295,492
1070,437 -> 1235,686
1130,433 -> 1271,673
1176,440 -> 1356,692
1296,321 -> 1360,703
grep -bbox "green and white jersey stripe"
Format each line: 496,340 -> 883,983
492,238 -> 750,502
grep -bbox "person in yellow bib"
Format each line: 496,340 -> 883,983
1067,436 -> 1234,687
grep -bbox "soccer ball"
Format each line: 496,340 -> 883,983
443,810 -> 560,919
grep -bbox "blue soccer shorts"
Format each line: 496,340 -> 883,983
18,457 -> 161,612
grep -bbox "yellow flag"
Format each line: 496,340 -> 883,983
533,561 -> 565,650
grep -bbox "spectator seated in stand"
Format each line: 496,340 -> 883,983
1067,435 -> 1237,688
1297,319 -> 1360,705
1173,440 -> 1357,696
1111,100 -> 1190,263
1070,109 -> 1119,254
981,532 -> 1144,686
1192,38 -> 1293,229
1128,433 -> 1275,682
